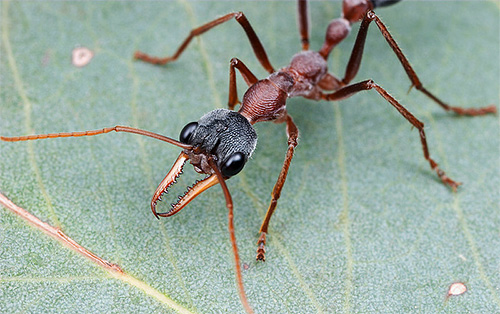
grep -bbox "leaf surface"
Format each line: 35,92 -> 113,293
1,1 -> 499,313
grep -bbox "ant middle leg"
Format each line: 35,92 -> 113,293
134,12 -> 275,73
321,80 -> 461,190
256,113 -> 299,261
340,11 -> 496,116
228,58 -> 259,110
297,0 -> 310,50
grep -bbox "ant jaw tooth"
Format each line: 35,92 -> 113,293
151,202 -> 160,219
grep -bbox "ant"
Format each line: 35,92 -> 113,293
134,0 -> 496,260
1,1 -> 496,313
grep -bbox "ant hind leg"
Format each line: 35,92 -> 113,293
340,10 -> 496,116
321,80 -> 461,190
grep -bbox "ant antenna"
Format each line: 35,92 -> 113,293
0,126 -> 192,149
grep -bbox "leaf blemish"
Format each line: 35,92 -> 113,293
72,47 -> 94,67
447,282 -> 467,298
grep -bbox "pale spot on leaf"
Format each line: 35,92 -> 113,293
448,282 -> 467,297
72,47 -> 94,67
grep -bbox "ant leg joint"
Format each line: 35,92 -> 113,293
366,10 -> 376,20
288,138 -> 298,147
256,232 -> 267,261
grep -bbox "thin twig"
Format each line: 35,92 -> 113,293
0,192 -> 123,273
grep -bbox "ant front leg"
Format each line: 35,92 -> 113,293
135,12 -> 275,74
321,80 -> 461,190
341,10 -> 496,116
207,157 -> 254,314
228,58 -> 259,110
257,114 -> 299,261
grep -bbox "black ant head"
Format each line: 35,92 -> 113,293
180,109 -> 257,177
151,109 -> 257,218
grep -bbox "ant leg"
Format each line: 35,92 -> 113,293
208,157 -> 254,314
340,11 -> 372,85
340,11 -> 496,116
134,12 -> 275,73
256,114 -> 299,261
298,0 -> 310,50
228,58 -> 259,110
322,80 -> 461,190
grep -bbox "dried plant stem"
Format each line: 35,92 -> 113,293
0,192 -> 123,273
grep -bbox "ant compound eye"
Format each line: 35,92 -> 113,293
179,122 -> 198,144
221,152 -> 246,177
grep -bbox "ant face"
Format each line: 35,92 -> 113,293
151,109 -> 257,218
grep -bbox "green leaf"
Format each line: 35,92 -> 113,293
1,1 -> 499,313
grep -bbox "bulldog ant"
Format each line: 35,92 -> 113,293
1,1 -> 496,313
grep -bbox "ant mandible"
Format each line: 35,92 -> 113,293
1,1 -> 496,313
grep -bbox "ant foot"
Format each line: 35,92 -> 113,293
437,169 -> 462,192
449,104 -> 497,116
256,232 -> 266,261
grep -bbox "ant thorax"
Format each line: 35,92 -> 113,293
238,52 -> 329,124
283,51 -> 328,99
